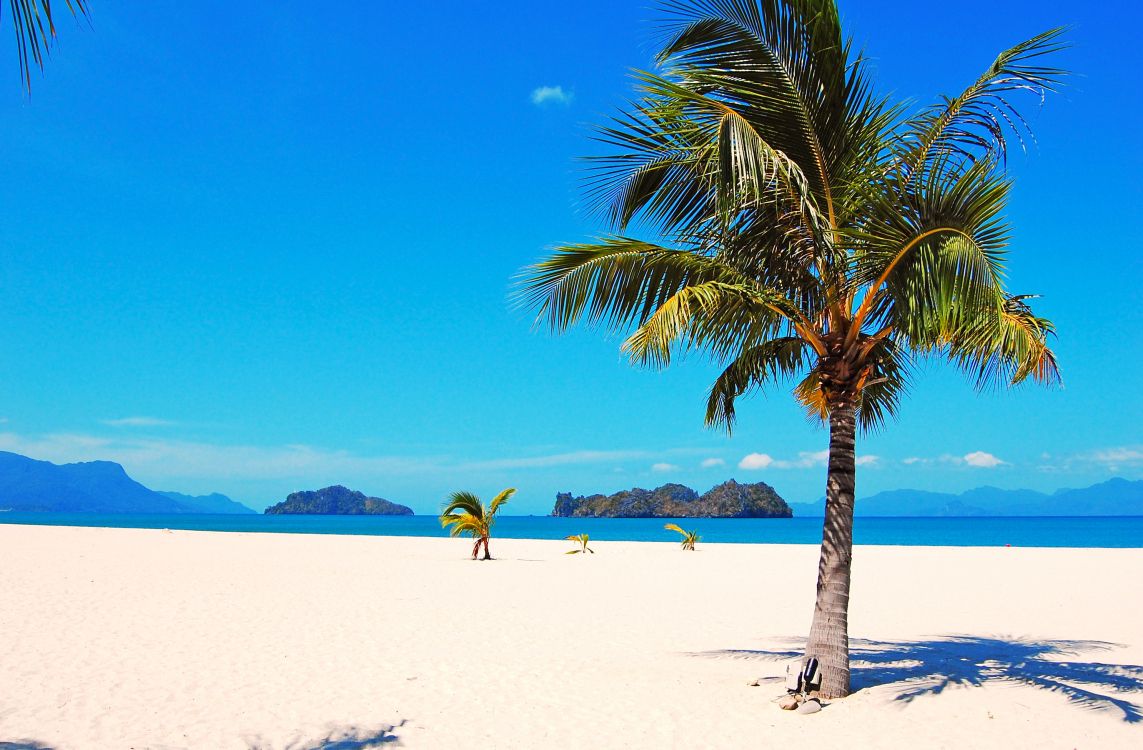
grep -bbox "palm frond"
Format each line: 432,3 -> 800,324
654,0 -> 849,220
622,279 -> 802,368
518,236 -> 803,339
440,512 -> 482,538
441,491 -> 484,520
705,336 -> 809,431
4,0 -> 88,92
896,27 -> 1067,183
488,487 -> 516,516
849,156 -> 1012,343
947,294 -> 1061,390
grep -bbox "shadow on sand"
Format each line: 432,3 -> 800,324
245,720 -> 405,750
0,742 -> 57,750
697,635 -> 1143,722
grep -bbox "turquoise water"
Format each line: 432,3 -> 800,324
1,512 -> 1141,547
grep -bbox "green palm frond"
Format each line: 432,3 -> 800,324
441,491 -> 484,520
664,522 -> 700,550
518,237 -> 791,335
565,533 -> 594,554
518,0 -> 1063,438
896,27 -> 1067,182
622,279 -> 799,368
948,294 -> 1060,390
4,0 -> 89,91
705,336 -> 808,430
488,487 -> 516,517
655,0 -> 848,216
441,493 -> 486,537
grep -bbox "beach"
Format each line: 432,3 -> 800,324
1,525 -> 1140,749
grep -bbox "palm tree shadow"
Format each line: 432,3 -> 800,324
698,636 -> 1143,722
245,720 -> 404,749
0,742 -> 57,750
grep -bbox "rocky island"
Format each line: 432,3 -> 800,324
264,485 -> 413,515
552,479 -> 792,518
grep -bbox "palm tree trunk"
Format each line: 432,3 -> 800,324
805,399 -> 857,699
482,537 -> 492,560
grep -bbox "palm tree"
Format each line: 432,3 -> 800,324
518,0 -> 1063,698
566,533 -> 594,554
664,523 -> 700,550
440,488 -> 515,560
4,1 -> 89,91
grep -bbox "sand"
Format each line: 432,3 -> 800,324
1,524 -> 1140,749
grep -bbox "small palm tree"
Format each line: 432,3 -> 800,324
4,1 -> 89,92
664,523 -> 700,551
439,488 -> 515,560
565,533 -> 594,554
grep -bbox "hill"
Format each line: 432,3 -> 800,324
264,485 -> 414,515
789,478 -> 1143,517
553,479 -> 792,518
0,451 -> 253,513
158,491 -> 257,515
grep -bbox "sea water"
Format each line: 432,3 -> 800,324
1,512 -> 1141,548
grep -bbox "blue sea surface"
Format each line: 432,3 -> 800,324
1,512 -> 1141,548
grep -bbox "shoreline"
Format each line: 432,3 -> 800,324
6,519 -> 1143,552
2,513 -> 1140,549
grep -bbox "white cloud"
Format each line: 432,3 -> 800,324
963,451 -> 1005,468
531,85 -> 573,106
701,457 -> 725,469
855,455 -> 880,467
738,453 -> 774,470
0,432 -> 659,484
783,450 -> 828,469
1034,445 -> 1143,474
651,462 -> 679,472
903,452 -> 1004,468
102,416 -> 175,428
0,431 -> 435,480
1091,447 -> 1143,467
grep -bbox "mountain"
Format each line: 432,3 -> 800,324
264,485 -> 414,515
0,451 -> 252,513
158,491 -> 256,515
789,478 -> 1143,517
553,479 -> 792,518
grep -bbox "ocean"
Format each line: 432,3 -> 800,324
1,512 -> 1141,548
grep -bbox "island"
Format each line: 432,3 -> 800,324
552,479 -> 792,518
264,485 -> 414,515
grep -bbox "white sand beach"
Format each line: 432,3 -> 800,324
1,525 -> 1140,749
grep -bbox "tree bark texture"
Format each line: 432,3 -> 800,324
804,400 -> 857,698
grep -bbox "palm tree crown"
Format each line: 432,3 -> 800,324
440,488 -> 515,560
519,0 -> 1064,698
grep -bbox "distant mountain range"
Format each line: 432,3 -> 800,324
790,478 -> 1143,517
0,451 -> 255,514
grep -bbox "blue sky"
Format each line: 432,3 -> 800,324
0,0 -> 1139,513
